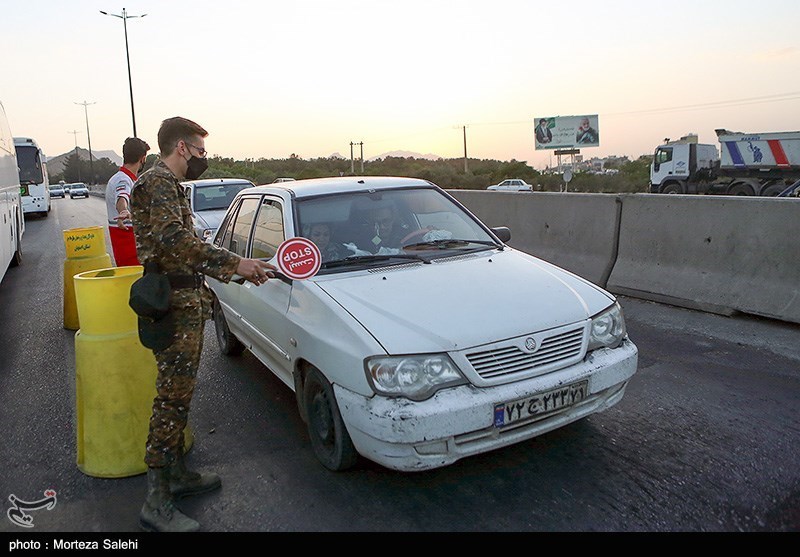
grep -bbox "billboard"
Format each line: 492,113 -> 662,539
534,115 -> 600,150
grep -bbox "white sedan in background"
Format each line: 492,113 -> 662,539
487,179 -> 533,191
207,176 -> 638,472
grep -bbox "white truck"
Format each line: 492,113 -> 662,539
649,129 -> 800,196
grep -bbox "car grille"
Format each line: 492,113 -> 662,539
465,326 -> 585,380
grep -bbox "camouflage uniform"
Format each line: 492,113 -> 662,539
131,159 -> 240,469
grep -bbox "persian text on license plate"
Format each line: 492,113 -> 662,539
493,380 -> 588,428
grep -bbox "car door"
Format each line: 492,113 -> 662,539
238,196 -> 293,386
211,196 -> 255,344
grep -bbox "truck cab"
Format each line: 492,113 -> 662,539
650,139 -> 718,194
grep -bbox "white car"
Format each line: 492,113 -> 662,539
69,183 -> 89,198
488,179 -> 533,191
182,178 -> 256,242
207,176 -> 638,472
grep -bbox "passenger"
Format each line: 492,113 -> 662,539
305,222 -> 345,262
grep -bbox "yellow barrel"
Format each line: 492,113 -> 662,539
63,226 -> 107,259
74,266 -> 193,478
63,226 -> 112,330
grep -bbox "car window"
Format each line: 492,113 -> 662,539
194,182 -> 253,211
228,197 -> 260,257
250,198 -> 284,260
295,187 -> 496,269
214,201 -> 239,249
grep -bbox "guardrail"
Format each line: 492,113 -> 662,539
449,190 -> 800,325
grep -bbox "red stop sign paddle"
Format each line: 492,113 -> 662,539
276,237 -> 322,280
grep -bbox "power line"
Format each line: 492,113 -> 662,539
462,91 -> 800,127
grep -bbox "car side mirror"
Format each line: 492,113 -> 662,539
491,227 -> 511,243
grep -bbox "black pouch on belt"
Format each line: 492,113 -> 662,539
129,261 -> 175,351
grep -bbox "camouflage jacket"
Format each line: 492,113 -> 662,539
131,159 -> 240,313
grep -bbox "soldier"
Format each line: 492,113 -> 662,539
131,116 -> 276,532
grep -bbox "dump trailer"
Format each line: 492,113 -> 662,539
649,130 -> 800,195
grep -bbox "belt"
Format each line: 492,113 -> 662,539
167,273 -> 204,289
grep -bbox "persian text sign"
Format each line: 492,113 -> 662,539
534,115 -> 600,150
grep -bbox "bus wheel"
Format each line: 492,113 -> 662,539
10,239 -> 21,268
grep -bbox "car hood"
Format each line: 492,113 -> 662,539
193,210 -> 226,231
314,249 -> 615,354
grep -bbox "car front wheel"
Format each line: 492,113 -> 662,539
213,296 -> 245,356
303,367 -> 358,471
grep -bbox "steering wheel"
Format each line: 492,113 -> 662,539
400,227 -> 431,247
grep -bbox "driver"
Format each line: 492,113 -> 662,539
348,199 -> 410,254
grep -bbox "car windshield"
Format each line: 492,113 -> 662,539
295,186 -> 500,271
193,183 -> 252,211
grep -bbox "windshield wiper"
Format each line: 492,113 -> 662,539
403,239 -> 502,250
321,253 -> 429,269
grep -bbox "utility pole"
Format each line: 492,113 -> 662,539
358,142 -> 364,174
463,125 -> 468,173
75,101 -> 96,184
100,8 -> 147,137
350,142 -> 354,174
68,130 -> 82,181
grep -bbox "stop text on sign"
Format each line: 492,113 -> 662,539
276,237 -> 322,280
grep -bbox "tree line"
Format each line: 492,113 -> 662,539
52,151 -> 652,194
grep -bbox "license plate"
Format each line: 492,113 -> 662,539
493,380 -> 589,428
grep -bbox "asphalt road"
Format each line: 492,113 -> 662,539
1,196 -> 798,533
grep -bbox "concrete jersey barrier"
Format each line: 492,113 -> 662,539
606,194 -> 800,324
448,190 -> 621,287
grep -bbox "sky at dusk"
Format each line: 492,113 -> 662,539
2,0 -> 799,170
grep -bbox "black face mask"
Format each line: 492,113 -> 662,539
185,156 -> 208,180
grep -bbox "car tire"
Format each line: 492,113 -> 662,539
303,367 -> 359,472
213,296 -> 245,356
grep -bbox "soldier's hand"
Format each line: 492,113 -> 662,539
237,259 -> 277,286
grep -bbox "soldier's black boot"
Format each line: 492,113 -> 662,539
139,467 -> 200,532
168,447 -> 221,499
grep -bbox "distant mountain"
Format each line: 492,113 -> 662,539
368,150 -> 442,162
47,148 -> 122,175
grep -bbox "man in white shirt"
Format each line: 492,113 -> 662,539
106,137 -> 150,266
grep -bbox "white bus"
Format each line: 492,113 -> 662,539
14,136 -> 50,217
0,102 -> 24,282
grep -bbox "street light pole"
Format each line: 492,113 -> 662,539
100,8 -> 147,138
68,130 -> 82,181
75,101 -> 96,184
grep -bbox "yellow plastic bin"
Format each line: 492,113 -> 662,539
63,226 -> 112,331
74,266 -> 193,478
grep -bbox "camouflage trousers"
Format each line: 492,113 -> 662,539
144,295 -> 205,468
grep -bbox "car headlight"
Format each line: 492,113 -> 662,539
587,302 -> 627,351
365,354 -> 466,401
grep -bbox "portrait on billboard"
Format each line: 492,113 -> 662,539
576,117 -> 599,145
534,115 -> 600,150
535,118 -> 553,145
